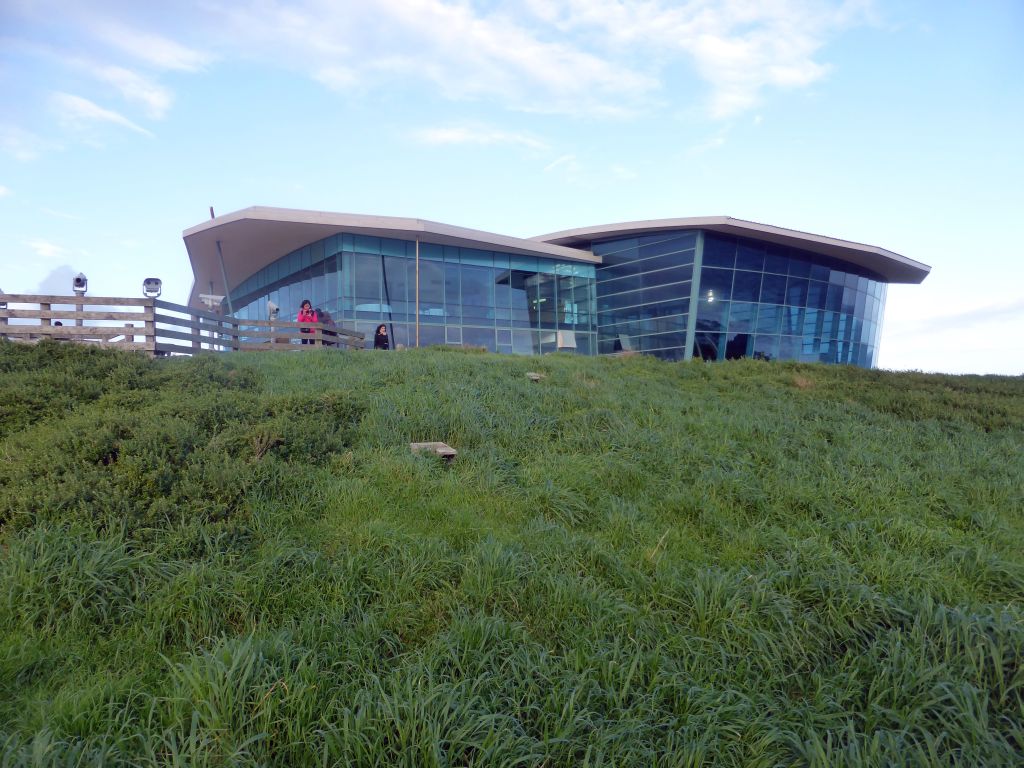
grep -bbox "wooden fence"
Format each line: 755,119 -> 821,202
0,294 -> 364,356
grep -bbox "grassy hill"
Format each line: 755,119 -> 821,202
1,340 -> 1021,767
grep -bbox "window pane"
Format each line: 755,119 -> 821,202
733,271 -> 761,302
760,274 -> 787,305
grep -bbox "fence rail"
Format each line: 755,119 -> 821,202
0,294 -> 364,356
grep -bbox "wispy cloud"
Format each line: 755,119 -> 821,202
0,185 -> 10,197
687,131 -> 728,156
543,154 -> 578,173
51,92 -> 154,137
24,239 -> 69,260
42,207 -> 85,221
208,0 -> 656,116
91,20 -> 212,72
522,0 -> 868,118
889,298 -> 1024,337
92,65 -> 173,119
0,124 -> 53,161
413,126 -> 548,150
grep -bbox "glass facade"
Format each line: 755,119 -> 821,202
589,230 -> 887,366
229,232 -> 597,354
692,232 -> 886,367
594,231 -> 697,359
225,227 -> 888,366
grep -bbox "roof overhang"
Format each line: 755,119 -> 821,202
184,207 -> 600,309
534,216 -> 931,284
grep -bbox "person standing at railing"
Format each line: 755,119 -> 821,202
318,308 -> 338,347
297,299 -> 318,345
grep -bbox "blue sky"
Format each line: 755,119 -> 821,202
1,0 -> 1021,374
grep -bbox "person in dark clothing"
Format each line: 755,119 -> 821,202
373,323 -> 391,350
318,308 -> 337,346
297,299 -> 317,345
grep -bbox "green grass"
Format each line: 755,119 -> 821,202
0,340 -> 1021,766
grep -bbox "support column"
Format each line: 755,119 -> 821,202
415,237 -> 420,348
683,230 -> 705,362
216,240 -> 234,316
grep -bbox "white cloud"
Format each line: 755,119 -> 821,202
522,0 -> 868,118
413,126 -> 548,150
51,92 -> 154,138
208,0 -> 656,115
610,164 -> 638,181
543,154 -> 580,173
91,20 -> 212,72
42,207 -> 85,221
0,124 -> 53,161
93,65 -> 173,119
25,239 -> 69,260
687,132 -> 728,156
0,185 -> 10,197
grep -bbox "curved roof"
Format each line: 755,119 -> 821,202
534,216 -> 931,284
184,206 -> 599,309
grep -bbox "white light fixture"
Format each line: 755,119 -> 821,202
72,273 -> 88,296
198,293 -> 224,311
707,290 -> 715,303
142,277 -> 162,298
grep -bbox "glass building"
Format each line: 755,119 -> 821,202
185,208 -> 929,366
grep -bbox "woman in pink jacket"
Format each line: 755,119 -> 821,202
297,299 -> 318,345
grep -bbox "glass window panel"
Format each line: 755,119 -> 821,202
700,267 -> 733,302
594,238 -> 640,258
696,298 -> 729,333
803,308 -> 822,337
444,264 -> 462,323
638,331 -> 687,352
781,306 -> 804,336
353,255 -> 380,303
418,325 -> 445,346
728,302 -> 757,332
732,271 -> 762,302
638,235 -> 697,258
841,286 -> 857,314
810,263 -> 830,281
764,246 -> 789,275
807,281 -> 828,310
702,236 -> 736,268
419,259 -> 444,314
788,258 -> 812,277
756,305 -> 782,334
462,265 -> 494,308
634,251 -> 695,273
736,243 -> 765,271
380,238 -> 404,258
753,335 -> 779,360
599,272 -> 643,294
786,277 -> 809,306
513,330 -> 537,355
725,332 -> 754,359
760,274 -> 787,304
778,336 -> 800,360
829,269 -> 846,285
825,284 -> 843,312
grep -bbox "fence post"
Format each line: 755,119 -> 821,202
143,300 -> 155,354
